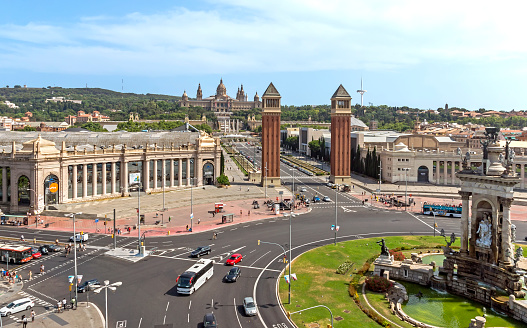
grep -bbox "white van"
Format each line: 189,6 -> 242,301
70,233 -> 88,242
0,297 -> 34,316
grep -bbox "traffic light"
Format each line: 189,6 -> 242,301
258,240 -> 260,246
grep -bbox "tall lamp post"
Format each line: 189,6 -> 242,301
334,184 -> 338,246
93,280 -> 122,328
402,168 -> 410,212
65,212 -> 82,308
27,188 -> 37,226
131,183 -> 142,250
190,177 -> 197,232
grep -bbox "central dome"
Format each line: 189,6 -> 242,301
216,78 -> 227,97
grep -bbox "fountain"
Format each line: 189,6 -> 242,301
373,128 -> 527,327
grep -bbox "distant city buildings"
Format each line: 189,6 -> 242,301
64,110 -> 110,125
45,96 -> 82,104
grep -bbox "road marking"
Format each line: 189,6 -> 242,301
138,317 -> 142,328
250,251 -> 271,267
230,228 -> 238,231
189,300 -> 191,310
221,245 -> 231,249
234,297 -> 243,328
164,301 -> 169,324
256,223 -> 263,225
243,225 -> 250,228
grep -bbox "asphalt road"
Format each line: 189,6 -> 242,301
2,143 -> 527,327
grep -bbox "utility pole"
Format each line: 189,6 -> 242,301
378,160 -> 382,195
264,162 -> 268,199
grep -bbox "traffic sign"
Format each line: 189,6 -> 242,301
190,213 -> 194,219
95,219 -> 99,223
68,275 -> 74,283
49,182 -> 58,193
77,275 -> 83,285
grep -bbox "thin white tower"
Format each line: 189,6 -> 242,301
356,78 -> 367,107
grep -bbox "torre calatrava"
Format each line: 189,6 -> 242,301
445,127 -> 525,302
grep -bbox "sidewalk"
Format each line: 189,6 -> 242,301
24,302 -> 103,328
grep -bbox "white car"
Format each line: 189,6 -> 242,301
322,196 -> 331,202
300,187 -> 307,192
0,297 -> 34,316
243,297 -> 257,316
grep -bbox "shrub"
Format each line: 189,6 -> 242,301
365,276 -> 393,293
356,262 -> 371,275
336,260 -> 354,274
216,174 -> 230,185
389,249 -> 405,261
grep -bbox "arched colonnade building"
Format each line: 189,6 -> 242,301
0,131 -> 221,214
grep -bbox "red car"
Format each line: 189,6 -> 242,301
226,253 -> 243,266
30,247 -> 42,259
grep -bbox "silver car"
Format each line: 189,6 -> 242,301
243,297 -> 257,316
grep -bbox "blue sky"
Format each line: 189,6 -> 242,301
1,1 -> 526,110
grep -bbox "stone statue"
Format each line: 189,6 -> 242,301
511,224 -> 517,243
476,214 -> 492,248
440,229 -> 457,253
480,139 -> 489,160
515,247 -> 524,267
377,238 -> 389,256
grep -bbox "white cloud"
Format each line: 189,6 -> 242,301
0,0 -> 526,76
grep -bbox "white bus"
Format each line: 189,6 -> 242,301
176,259 -> 214,295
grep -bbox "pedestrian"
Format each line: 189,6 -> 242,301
20,235 -> 25,242
247,187 -> 250,192
57,301 -> 62,313
82,243 -> 86,251
168,216 -> 171,223
22,315 -> 28,328
30,310 -> 35,321
62,298 -> 67,310
40,264 -> 44,274
198,218 -> 200,224
212,212 -> 215,217
248,210 -> 250,216
55,239 -> 59,245
28,270 -> 32,280
17,272 -> 22,282
186,224 -> 189,232
240,210 -> 242,216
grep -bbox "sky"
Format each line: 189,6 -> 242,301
1,1 -> 526,111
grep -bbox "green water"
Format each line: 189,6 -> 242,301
421,254 -> 445,266
401,281 -> 527,328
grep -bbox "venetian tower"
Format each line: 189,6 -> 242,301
330,84 -> 352,184
445,127 -> 524,300
260,83 -> 281,187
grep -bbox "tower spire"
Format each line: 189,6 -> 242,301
356,77 -> 367,107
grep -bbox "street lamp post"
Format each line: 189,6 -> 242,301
433,211 -> 436,237
65,212 -> 82,309
162,173 -> 166,212
190,177 -> 196,232
93,280 -> 122,328
132,183 -> 142,251
334,184 -> 338,246
402,168 -> 410,212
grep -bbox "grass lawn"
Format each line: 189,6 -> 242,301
278,236 -> 455,327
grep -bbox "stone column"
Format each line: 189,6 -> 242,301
178,159 -> 183,187
1,167 -> 6,203
102,163 -> 107,196
111,162 -> 116,194
197,157 -> 203,186
10,170 -> 17,209
451,162 -> 456,185
500,197 -> 513,265
82,164 -> 88,198
187,158 -> 191,186
162,159 -> 167,189
153,160 -> 158,189
170,159 -> 175,188
144,160 -> 150,191
443,161 -> 448,185
72,165 -> 78,199
121,160 -> 128,196
92,163 -> 98,197
521,164 -> 525,189
436,161 -> 440,184
459,191 -> 471,255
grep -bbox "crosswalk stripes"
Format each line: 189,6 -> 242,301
18,290 -> 54,307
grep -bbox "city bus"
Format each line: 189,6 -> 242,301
0,244 -> 33,264
423,204 -> 462,218
176,259 -> 214,295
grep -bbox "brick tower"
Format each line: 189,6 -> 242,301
330,84 -> 352,184
261,83 -> 281,187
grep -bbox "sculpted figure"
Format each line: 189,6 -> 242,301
476,213 -> 492,248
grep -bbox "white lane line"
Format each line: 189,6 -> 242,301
249,249 -> 256,254
234,297 -> 243,328
138,317 -> 142,328
256,223 -> 263,225
164,301 -> 169,324
221,245 -> 231,249
250,251 -> 271,267
243,225 -> 250,228
230,228 -> 238,231
189,300 -> 192,309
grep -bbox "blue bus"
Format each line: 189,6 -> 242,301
422,204 -> 462,218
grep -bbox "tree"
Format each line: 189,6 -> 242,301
216,173 -> 230,185
79,122 -> 107,132
308,140 -> 321,158
18,125 -> 36,132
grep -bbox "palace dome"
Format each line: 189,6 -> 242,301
216,78 -> 227,97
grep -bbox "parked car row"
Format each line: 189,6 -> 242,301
280,158 -> 315,176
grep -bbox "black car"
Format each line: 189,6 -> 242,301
203,313 -> 218,328
38,246 -> 49,255
223,267 -> 241,283
77,279 -> 100,293
190,246 -> 211,258
44,244 -> 61,252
